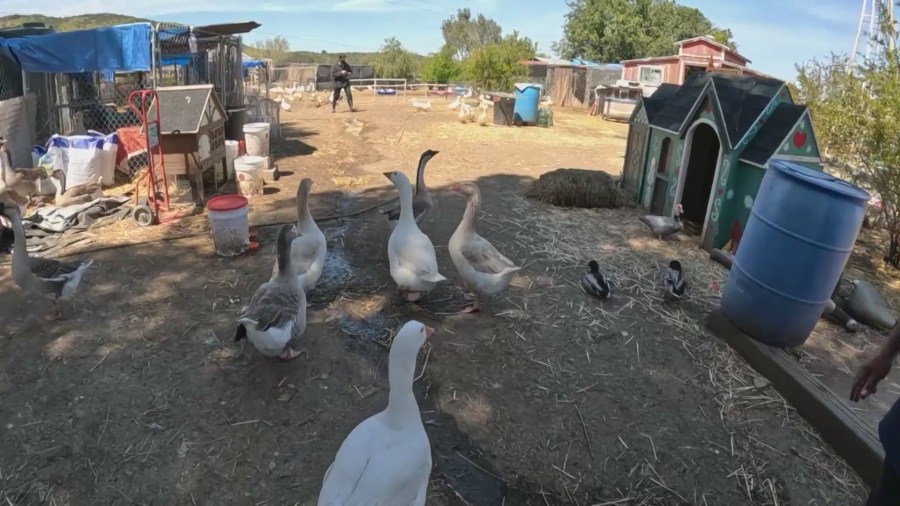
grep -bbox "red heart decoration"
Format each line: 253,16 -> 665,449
793,131 -> 807,148
717,188 -> 724,195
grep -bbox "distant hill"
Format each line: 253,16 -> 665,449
0,13 -> 429,68
0,13 -> 147,32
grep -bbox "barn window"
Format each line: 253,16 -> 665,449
639,66 -> 663,85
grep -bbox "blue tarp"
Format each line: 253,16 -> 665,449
242,59 -> 264,68
0,22 -> 151,73
161,54 -> 196,66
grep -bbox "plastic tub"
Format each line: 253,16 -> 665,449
243,122 -> 271,157
513,83 -> 541,125
207,194 -> 250,257
721,160 -> 870,347
225,140 -> 239,180
234,155 -> 266,198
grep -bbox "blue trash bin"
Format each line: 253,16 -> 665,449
513,83 -> 541,125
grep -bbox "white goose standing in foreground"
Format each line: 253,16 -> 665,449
383,149 -> 438,230
448,182 -> 521,313
236,224 -> 307,361
318,320 -> 434,506
0,202 -> 93,321
639,203 -> 684,240
270,178 -> 326,292
384,171 -> 447,302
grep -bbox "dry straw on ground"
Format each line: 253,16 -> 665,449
483,191 -> 866,504
526,168 -> 632,209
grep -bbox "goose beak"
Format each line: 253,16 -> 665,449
424,326 -> 435,339
382,171 -> 393,181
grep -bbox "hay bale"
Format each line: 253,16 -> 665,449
525,168 -> 631,209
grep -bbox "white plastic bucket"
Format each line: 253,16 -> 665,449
100,139 -> 118,186
243,122 -> 271,157
207,194 -> 250,257
224,140 -> 239,180
234,155 -> 265,198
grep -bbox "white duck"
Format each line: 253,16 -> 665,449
384,171 -> 447,302
0,202 -> 93,321
317,320 -> 434,506
639,203 -> 684,240
410,98 -> 432,111
236,224 -> 307,361
270,178 -> 326,292
383,150 -> 438,231
448,182 -> 521,313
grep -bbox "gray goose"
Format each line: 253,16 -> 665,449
383,149 -> 438,230
639,203 -> 684,240
0,202 -> 93,321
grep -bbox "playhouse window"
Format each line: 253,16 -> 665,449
657,138 -> 671,174
639,66 -> 663,85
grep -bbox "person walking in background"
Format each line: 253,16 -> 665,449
851,323 -> 900,505
331,54 -> 355,113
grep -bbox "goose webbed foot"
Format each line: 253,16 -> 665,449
45,301 -> 61,322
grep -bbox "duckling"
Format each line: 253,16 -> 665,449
476,105 -> 489,126
0,202 -> 93,321
581,260 -> 611,299
236,224 -> 307,361
640,204 -> 684,240
660,260 -> 687,300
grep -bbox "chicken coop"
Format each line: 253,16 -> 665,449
147,84 -> 228,203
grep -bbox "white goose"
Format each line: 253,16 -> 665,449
382,150 -> 438,231
384,171 -> 447,301
318,320 -> 434,506
270,178 -> 326,292
236,224 -> 307,361
448,182 -> 521,313
0,202 -> 93,321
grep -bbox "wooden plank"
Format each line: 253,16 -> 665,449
705,310 -> 884,487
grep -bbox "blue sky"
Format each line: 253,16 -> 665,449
2,0 -> 863,81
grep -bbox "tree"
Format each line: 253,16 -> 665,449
421,45 -> 462,84
795,3 -> 900,266
253,36 -> 290,63
464,32 -> 537,90
441,8 -> 502,61
374,37 -> 416,79
554,0 -> 735,62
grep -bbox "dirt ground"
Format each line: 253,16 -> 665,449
0,93 -> 878,505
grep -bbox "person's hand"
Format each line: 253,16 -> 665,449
850,351 -> 894,401
341,70 -> 348,75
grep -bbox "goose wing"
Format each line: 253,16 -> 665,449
30,257 -> 87,281
238,283 -> 303,331
462,234 -> 518,275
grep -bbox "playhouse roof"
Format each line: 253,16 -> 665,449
739,103 -> 807,166
645,73 -> 785,149
642,84 -> 680,121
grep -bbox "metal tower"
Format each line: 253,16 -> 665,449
852,0 -> 895,66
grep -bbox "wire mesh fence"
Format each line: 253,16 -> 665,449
542,65 -> 622,111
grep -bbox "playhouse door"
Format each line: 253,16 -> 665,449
650,173 -> 667,215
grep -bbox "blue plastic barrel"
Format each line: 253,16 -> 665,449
721,160 -> 870,347
513,83 -> 541,124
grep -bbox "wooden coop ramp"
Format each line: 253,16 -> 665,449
705,310 -> 884,487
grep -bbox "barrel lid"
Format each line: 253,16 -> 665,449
207,194 -> 248,212
769,160 -> 870,202
514,82 -> 542,92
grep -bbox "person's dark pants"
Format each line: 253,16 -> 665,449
868,399 -> 900,505
331,81 -> 353,111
